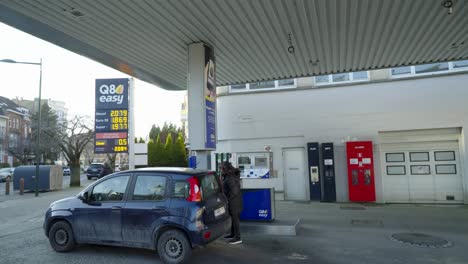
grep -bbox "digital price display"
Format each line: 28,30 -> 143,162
95,79 -> 129,154
110,110 -> 128,130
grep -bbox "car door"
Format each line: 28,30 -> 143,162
73,174 -> 130,244
122,173 -> 170,248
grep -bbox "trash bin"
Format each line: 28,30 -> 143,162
13,165 -> 63,191
240,188 -> 275,221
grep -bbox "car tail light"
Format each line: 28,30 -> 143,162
204,231 -> 211,239
187,176 -> 202,202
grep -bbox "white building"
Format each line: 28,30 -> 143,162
214,60 -> 468,204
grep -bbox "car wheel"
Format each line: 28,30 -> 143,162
157,230 -> 191,264
87,176 -> 91,180
48,221 -> 76,252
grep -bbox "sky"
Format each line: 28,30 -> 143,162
0,22 -> 185,139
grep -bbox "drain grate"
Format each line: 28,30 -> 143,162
390,233 -> 453,248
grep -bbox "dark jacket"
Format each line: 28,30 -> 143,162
222,169 -> 243,213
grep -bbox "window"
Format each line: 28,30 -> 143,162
414,62 -> 449,74
229,79 -> 296,92
410,152 -> 429,162
249,81 -> 275,90
436,164 -> 457,174
315,71 -> 368,85
278,79 -> 295,87
386,153 -> 405,162
332,73 -> 350,82
230,84 -> 247,91
200,174 -> 220,198
410,165 -> 430,175
315,75 -> 330,83
387,166 -> 406,175
391,66 -> 411,75
132,175 -> 166,201
90,176 -> 129,202
173,181 -> 189,199
434,151 -> 455,161
452,60 -> 468,69
352,71 -> 368,80
391,60 -> 468,77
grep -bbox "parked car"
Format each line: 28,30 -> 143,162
62,166 -> 71,176
86,163 -> 112,180
0,167 -> 15,182
43,168 -> 231,264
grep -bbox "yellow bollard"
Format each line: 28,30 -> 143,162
20,178 -> 25,195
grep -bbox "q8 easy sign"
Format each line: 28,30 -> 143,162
94,78 -> 129,154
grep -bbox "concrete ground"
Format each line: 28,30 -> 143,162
1,178 -> 467,264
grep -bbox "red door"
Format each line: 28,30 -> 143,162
346,141 -> 376,202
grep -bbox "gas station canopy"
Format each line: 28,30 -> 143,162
0,0 -> 467,90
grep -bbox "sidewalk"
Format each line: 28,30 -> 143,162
0,174 -> 91,202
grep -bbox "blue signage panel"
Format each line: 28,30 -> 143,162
95,78 -> 129,154
204,45 -> 216,149
95,78 -> 129,109
240,188 -> 273,221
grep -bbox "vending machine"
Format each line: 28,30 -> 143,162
307,142 -> 321,200
321,143 -> 336,202
346,141 -> 376,202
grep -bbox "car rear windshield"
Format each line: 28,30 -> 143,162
200,174 -> 221,198
90,164 -> 103,169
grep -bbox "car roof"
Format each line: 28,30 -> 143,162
125,167 -> 212,176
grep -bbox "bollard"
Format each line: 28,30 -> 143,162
20,178 -> 24,195
5,177 -> 10,195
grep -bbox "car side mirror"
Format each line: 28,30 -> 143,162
80,191 -> 89,203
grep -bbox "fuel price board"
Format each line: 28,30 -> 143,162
94,79 -> 130,154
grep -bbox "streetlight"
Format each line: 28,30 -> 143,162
0,58 -> 42,197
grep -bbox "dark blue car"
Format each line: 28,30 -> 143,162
43,168 -> 231,264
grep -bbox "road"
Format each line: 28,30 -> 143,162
1,174 -> 468,264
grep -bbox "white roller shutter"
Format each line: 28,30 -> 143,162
379,128 -> 463,204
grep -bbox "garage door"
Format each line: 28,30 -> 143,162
382,141 -> 463,203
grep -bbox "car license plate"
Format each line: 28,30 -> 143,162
214,206 -> 225,217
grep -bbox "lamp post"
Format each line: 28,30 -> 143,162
0,58 -> 42,197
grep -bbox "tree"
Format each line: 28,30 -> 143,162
164,133 -> 174,166
173,133 -> 188,167
7,139 -> 33,165
152,135 -> 165,166
31,103 -> 61,164
59,116 -> 94,187
82,141 -> 95,166
149,124 -> 160,142
106,153 -> 117,171
147,139 -> 156,166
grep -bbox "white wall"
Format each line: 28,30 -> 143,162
216,73 -> 468,203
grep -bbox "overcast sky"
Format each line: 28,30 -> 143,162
0,22 -> 185,139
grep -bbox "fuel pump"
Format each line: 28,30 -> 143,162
321,143 -> 336,202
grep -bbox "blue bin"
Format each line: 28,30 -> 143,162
13,165 -> 63,191
240,188 -> 275,221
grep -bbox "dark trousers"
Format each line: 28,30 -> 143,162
230,211 -> 241,239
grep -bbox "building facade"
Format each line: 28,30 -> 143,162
213,60 -> 468,204
12,98 -> 68,127
0,96 -> 32,166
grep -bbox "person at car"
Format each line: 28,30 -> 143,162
220,161 -> 243,245
102,162 -> 113,177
